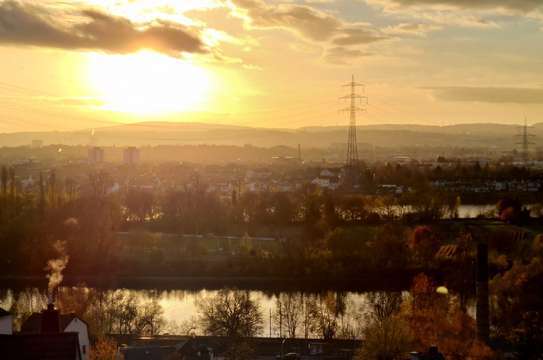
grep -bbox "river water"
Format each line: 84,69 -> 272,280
0,287 -> 380,338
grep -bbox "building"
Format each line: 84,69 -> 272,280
311,168 -> 342,190
0,304 -> 83,360
124,146 -> 141,165
0,308 -> 12,335
88,146 -> 104,164
114,335 -> 360,360
21,304 -> 90,360
31,139 -> 43,149
0,332 -> 82,360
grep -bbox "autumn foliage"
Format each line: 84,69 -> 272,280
403,273 -> 494,360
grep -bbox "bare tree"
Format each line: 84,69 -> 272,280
198,289 -> 263,337
274,293 -> 302,338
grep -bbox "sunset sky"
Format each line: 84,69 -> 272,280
0,0 -> 542,132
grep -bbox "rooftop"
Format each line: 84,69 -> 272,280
0,332 -> 81,360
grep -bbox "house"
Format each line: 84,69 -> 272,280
0,332 -> 82,360
21,304 -> 90,360
113,335 -> 360,360
0,308 -> 13,335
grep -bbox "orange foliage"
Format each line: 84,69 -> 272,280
409,226 -> 440,263
403,273 -> 494,360
89,337 -> 120,360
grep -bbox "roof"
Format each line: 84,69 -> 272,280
121,345 -> 179,360
0,332 -> 81,360
0,308 -> 11,317
435,244 -> 459,260
21,313 -> 83,333
112,335 -> 360,358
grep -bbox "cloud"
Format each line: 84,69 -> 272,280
230,0 -> 341,41
229,0 -> 388,64
366,0 -> 532,28
231,0 -> 386,44
0,1 -> 206,55
35,96 -> 105,107
383,22 -> 442,36
325,46 -> 372,65
332,26 -> 389,45
428,86 -> 543,104
370,0 -> 543,12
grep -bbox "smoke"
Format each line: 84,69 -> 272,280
63,217 -> 79,227
45,240 -> 70,298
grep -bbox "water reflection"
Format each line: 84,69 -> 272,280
0,286 -> 386,339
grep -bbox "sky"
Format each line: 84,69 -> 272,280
0,0 -> 542,132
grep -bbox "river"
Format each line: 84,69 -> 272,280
0,286 -> 384,338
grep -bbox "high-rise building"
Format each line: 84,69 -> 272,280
123,147 -> 140,165
88,147 -> 104,164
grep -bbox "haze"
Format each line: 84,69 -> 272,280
0,0 -> 542,132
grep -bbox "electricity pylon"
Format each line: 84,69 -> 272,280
516,117 -> 535,164
340,75 -> 367,185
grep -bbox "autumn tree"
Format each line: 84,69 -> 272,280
403,273 -> 494,359
490,236 -> 543,359
408,226 -> 440,265
355,292 -> 411,360
89,337 -> 119,360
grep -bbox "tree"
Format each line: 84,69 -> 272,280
403,273 -> 494,359
356,292 -> 411,360
124,188 -> 154,223
89,337 -> 119,360
274,293 -> 302,338
198,289 -> 263,337
490,242 -> 543,359
408,226 -> 440,265
356,316 -> 412,360
497,198 -> 529,224
308,292 -> 346,340
136,299 -> 165,336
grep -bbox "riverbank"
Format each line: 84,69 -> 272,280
0,271 -> 420,291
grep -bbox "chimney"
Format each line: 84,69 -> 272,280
41,303 -> 60,333
476,242 -> 490,343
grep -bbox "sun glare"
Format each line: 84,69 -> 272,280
86,51 -> 213,116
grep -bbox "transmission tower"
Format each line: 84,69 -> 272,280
515,117 -> 535,164
340,75 -> 367,183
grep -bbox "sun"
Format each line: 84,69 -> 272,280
86,51 -> 213,116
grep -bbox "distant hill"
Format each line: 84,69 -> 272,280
0,122 -> 541,149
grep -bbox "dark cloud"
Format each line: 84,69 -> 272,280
429,86 -> 543,104
232,0 -> 385,45
232,0 -> 341,41
0,1 -> 206,55
378,0 -> 542,12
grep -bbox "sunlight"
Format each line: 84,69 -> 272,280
86,51 -> 213,116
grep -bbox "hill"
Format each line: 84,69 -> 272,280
0,122 -> 540,149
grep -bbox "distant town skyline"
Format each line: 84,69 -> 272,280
0,0 -> 542,132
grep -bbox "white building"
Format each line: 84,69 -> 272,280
21,309 -> 90,360
0,308 -> 12,335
